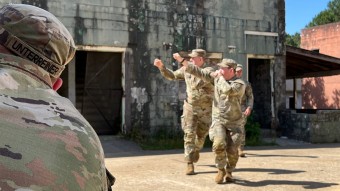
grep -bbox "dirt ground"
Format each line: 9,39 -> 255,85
102,136 -> 340,191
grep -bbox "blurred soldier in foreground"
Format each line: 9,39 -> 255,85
235,64 -> 254,157
153,49 -> 215,175
174,54 -> 245,184
0,4 -> 114,190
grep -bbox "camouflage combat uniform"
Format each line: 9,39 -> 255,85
159,64 -> 214,162
239,81 -> 254,151
0,54 -> 108,190
0,4 -> 109,191
185,63 -> 245,173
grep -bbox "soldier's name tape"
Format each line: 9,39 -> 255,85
0,28 -> 64,78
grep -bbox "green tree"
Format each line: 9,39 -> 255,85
328,0 -> 340,21
306,0 -> 340,28
307,10 -> 335,27
285,32 -> 301,47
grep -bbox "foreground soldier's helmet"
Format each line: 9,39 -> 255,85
0,4 -> 76,79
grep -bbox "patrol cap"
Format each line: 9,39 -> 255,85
0,4 -> 76,78
217,58 -> 237,70
188,49 -> 206,58
236,64 -> 243,71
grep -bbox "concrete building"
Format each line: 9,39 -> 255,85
301,22 -> 340,109
281,22 -> 340,143
2,0 -> 286,138
282,46 -> 340,143
279,21 -> 340,143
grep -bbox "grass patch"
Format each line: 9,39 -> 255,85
126,113 -> 274,150
140,136 -> 184,150
245,114 -> 261,146
247,139 -> 277,146
130,127 -> 185,150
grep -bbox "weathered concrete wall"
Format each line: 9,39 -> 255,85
279,110 -> 340,143
5,0 -> 285,136
274,0 -> 286,135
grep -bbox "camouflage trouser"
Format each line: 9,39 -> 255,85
239,114 -> 248,151
210,120 -> 242,172
181,100 -> 212,163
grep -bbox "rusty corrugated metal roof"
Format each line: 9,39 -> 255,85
286,45 -> 340,79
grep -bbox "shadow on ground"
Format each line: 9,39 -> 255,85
234,179 -> 338,189
102,135 -> 340,158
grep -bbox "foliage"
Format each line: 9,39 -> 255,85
125,113 -> 269,150
245,114 -> 262,146
306,0 -> 340,28
328,0 -> 340,21
286,0 -> 340,46
307,10 -> 336,27
285,32 -> 301,47
136,127 -> 184,150
125,125 -> 145,143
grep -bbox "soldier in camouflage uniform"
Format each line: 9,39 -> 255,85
0,4 -> 113,190
175,55 -> 245,184
153,49 -> 215,175
235,64 -> 254,157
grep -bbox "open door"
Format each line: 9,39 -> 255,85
75,51 -> 123,135
248,58 -> 272,129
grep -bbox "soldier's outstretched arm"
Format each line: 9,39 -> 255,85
154,58 -> 165,69
186,64 -> 215,84
153,58 -> 184,80
218,78 -> 245,96
173,52 -> 214,83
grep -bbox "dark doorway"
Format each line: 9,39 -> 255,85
75,51 -> 123,135
248,58 -> 272,129
22,0 -> 48,10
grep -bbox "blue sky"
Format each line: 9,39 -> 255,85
286,0 -> 329,34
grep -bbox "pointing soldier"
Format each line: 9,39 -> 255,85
175,54 -> 246,184
154,49 -> 215,175
0,4 -> 114,190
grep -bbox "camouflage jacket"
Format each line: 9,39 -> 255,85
0,53 -> 108,191
159,63 -> 215,108
186,64 -> 246,128
240,81 -> 254,112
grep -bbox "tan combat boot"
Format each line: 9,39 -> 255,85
193,150 -> 200,163
215,168 -> 226,184
225,171 -> 233,182
186,162 -> 195,175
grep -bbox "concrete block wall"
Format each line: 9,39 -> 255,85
309,111 -> 340,143
279,110 -> 340,143
279,110 -> 311,142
